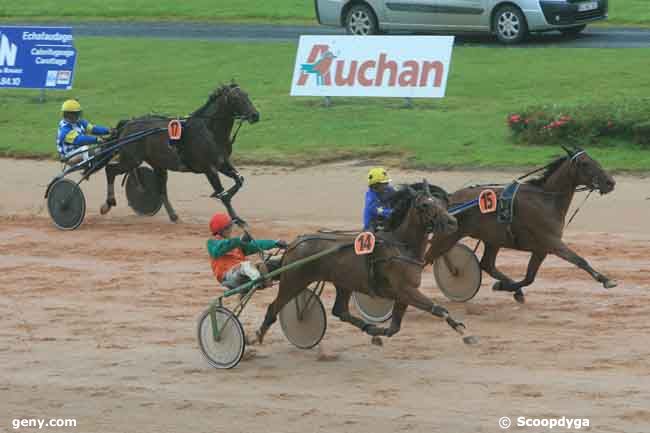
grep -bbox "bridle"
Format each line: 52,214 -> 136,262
189,86 -> 254,145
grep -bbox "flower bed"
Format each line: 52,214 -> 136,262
507,100 -> 650,147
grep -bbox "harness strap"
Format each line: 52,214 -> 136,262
373,255 -> 425,267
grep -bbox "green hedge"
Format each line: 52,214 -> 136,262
508,99 -> 650,147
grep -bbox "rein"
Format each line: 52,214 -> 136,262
565,189 -> 593,228
516,161 -> 557,181
517,150 -> 594,193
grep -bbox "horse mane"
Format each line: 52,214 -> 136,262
114,114 -> 169,133
409,182 -> 449,205
382,182 -> 448,230
191,82 -> 239,117
383,187 -> 416,231
526,155 -> 570,187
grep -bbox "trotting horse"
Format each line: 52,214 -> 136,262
255,182 -> 478,346
425,146 -> 617,303
101,83 -> 259,221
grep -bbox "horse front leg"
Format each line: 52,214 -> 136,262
551,241 -> 617,289
218,160 -> 245,199
393,285 -> 476,343
154,167 -> 178,222
205,166 -> 225,198
100,164 -> 120,215
496,251 -> 547,304
205,168 -> 242,222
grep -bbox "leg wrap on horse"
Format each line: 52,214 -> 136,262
431,305 -> 449,318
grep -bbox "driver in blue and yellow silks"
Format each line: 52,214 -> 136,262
56,99 -> 113,164
363,167 -> 396,231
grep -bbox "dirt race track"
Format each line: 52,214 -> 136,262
1,159 -> 649,433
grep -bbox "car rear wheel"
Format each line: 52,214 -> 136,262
345,4 -> 379,36
493,5 -> 528,44
560,24 -> 587,37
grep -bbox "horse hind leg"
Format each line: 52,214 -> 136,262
255,277 -> 308,345
331,286 -> 406,339
497,251 -> 547,304
480,243 -> 516,290
154,167 -> 178,222
100,164 -> 121,215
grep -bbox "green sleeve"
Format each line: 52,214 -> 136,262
242,239 -> 278,255
207,238 -> 242,258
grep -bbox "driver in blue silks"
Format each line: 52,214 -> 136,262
363,167 -> 396,231
56,99 -> 112,164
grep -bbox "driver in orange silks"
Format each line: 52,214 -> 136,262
207,212 -> 288,290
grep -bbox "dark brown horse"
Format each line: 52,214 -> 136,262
425,146 -> 617,303
255,183 -> 476,346
101,83 -> 259,221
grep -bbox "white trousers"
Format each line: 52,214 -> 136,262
222,261 -> 261,287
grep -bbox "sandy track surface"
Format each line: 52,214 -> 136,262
1,159 -> 649,433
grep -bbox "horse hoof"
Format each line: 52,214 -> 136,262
255,330 -> 265,345
603,279 -> 617,289
100,203 -> 112,215
371,336 -> 383,346
245,333 -> 257,346
514,292 -> 526,304
316,347 -> 339,362
169,214 -> 179,223
463,335 -> 480,345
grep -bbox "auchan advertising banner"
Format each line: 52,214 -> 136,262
290,35 -> 454,98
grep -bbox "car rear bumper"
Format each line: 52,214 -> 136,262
538,0 -> 608,27
315,0 -> 346,26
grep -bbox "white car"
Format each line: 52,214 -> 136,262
314,0 -> 608,44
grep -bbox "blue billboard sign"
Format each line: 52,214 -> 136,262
0,26 -> 77,90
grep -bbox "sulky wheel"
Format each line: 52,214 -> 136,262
197,306 -> 245,369
279,286 -> 327,349
125,166 -> 163,216
47,178 -> 86,231
433,243 -> 482,302
353,291 -> 394,324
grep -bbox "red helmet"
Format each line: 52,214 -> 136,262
209,212 -> 232,235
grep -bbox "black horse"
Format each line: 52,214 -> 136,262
101,83 -> 259,221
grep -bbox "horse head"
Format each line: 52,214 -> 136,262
413,180 -> 458,235
210,83 -> 260,124
387,185 -> 457,235
562,146 -> 616,195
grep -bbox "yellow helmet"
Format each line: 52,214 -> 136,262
61,99 -> 82,112
368,167 -> 391,186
